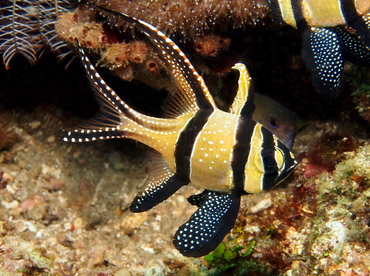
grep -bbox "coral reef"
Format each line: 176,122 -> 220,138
1,0 -> 370,275
345,65 -> 370,123
91,0 -> 269,39
1,0 -> 270,68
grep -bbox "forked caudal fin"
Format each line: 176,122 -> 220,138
60,44 -> 181,143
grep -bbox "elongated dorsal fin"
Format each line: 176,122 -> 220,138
97,6 -> 216,116
228,63 -> 255,118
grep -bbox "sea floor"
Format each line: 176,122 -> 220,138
0,97 -> 370,275
0,47 -> 370,275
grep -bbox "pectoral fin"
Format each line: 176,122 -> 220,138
173,191 -> 240,257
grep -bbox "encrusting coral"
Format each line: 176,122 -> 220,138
90,0 -> 269,40
0,0 -> 270,68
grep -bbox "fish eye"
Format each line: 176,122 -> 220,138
269,117 -> 279,129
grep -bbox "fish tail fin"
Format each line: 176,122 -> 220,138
60,44 -> 145,143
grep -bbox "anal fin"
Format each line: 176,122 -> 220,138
130,150 -> 188,212
173,190 -> 240,257
302,27 -> 344,100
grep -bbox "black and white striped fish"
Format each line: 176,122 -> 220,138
61,7 -> 297,257
267,0 -> 370,99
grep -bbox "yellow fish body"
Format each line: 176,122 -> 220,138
62,7 -> 296,257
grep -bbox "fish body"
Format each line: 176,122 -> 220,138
267,0 -> 370,99
62,6 -> 296,257
268,0 -> 370,28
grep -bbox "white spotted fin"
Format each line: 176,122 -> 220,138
130,150 -> 187,212
173,190 -> 240,257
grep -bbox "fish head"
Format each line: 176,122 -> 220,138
253,93 -> 297,149
242,124 -> 297,194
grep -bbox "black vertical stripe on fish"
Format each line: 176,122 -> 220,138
292,1 -> 306,30
96,5 -> 215,111
340,0 -> 360,22
260,126 -> 279,190
231,118 -> 258,194
173,191 -> 240,257
335,26 -> 370,65
175,109 -> 213,181
302,27 -> 344,99
239,84 -> 256,119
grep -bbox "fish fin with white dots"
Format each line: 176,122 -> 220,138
96,5 -> 216,115
60,44 -> 173,143
173,190 -> 240,257
60,44 -> 128,142
130,150 -> 188,212
302,27 -> 344,100
347,15 -> 370,50
334,27 -> 370,66
228,63 -> 256,119
187,190 -> 208,207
